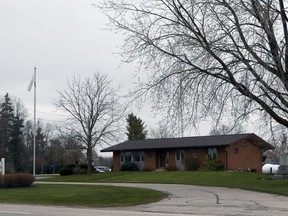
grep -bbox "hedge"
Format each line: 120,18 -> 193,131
199,159 -> 224,171
0,173 -> 35,188
121,162 -> 139,171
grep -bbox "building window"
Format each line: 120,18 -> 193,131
125,152 -> 132,162
234,147 -> 239,154
207,148 -> 217,160
120,153 -> 125,163
133,152 -> 141,162
133,152 -> 144,162
120,152 -> 132,163
176,149 -> 185,161
121,151 -> 144,163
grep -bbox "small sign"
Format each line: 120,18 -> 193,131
0,158 -> 5,175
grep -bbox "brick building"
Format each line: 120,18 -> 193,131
101,133 -> 274,173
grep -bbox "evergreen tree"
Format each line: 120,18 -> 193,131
0,94 -> 27,172
0,94 -> 14,171
10,111 -> 25,172
125,113 -> 147,140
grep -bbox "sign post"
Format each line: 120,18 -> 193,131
0,158 -> 5,175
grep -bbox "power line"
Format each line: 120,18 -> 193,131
26,108 -> 69,117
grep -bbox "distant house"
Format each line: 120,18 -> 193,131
101,133 -> 274,173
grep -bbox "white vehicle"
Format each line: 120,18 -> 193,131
95,166 -> 111,173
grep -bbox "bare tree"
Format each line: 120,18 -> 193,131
209,124 -> 244,135
99,0 -> 288,134
149,122 -> 174,138
54,73 -> 126,174
61,134 -> 85,165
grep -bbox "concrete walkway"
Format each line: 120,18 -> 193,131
36,182 -> 288,216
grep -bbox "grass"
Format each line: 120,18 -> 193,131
0,184 -> 165,207
38,171 -> 288,196
2,171 -> 287,208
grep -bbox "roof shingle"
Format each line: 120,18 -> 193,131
101,133 -> 274,152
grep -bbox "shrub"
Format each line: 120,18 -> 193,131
59,164 -> 89,175
15,173 -> 35,187
65,164 -> 76,169
0,173 -> 35,188
80,164 -> 88,169
59,168 -> 74,176
200,159 -> 224,171
0,174 -> 17,188
121,162 -> 139,171
78,164 -> 88,174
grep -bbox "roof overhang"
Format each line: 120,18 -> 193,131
101,133 -> 275,153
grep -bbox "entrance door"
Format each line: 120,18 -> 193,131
159,151 -> 166,168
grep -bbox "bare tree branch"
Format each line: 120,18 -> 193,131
99,0 -> 288,135
54,73 -> 127,174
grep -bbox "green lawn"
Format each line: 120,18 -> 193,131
2,171 -> 287,208
0,184 -> 165,207
38,171 -> 288,196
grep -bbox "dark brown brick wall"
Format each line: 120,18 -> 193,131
167,150 -> 177,170
217,147 -> 227,169
225,141 -> 262,172
143,151 -> 157,171
112,152 -> 121,171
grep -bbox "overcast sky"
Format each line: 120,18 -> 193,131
0,0 -> 211,145
0,1 -> 137,118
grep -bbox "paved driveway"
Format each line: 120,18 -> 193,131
1,182 -> 288,216
118,183 -> 288,216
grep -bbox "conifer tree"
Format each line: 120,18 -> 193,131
0,94 -> 26,172
0,94 -> 14,165
125,113 -> 147,140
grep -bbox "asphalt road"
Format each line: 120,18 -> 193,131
0,182 -> 288,216
0,204 -> 188,216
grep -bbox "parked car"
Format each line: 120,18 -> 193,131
95,166 -> 111,173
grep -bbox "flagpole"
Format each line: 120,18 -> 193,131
33,67 -> 36,176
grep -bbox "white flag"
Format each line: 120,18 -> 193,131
27,71 -> 36,92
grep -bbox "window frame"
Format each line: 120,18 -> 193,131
120,151 -> 144,163
207,148 -> 217,160
176,149 -> 185,161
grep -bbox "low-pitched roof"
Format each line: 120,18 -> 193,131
101,133 -> 274,152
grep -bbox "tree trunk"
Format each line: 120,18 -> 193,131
86,145 -> 93,175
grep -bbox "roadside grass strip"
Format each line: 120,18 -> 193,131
0,184 -> 165,207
